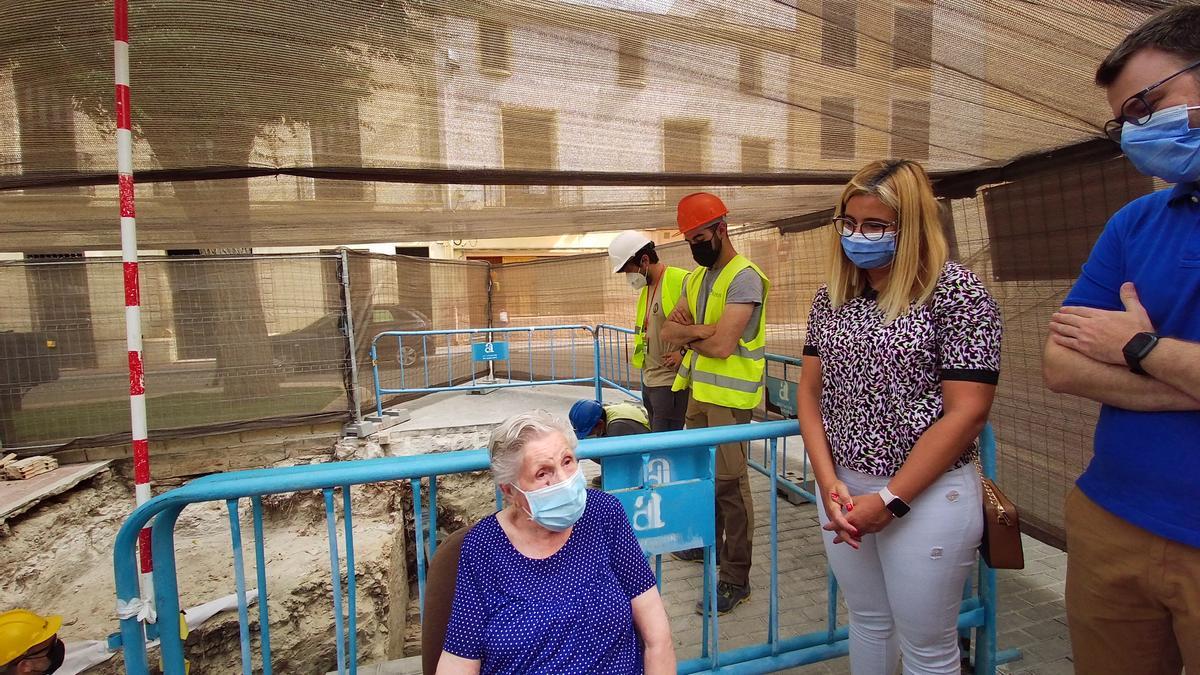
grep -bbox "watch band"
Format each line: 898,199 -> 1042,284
879,485 -> 898,506
1123,332 -> 1159,375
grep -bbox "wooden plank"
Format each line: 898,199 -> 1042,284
0,461 -> 111,524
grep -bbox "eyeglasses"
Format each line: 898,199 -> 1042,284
1104,58 -> 1200,143
832,216 -> 897,241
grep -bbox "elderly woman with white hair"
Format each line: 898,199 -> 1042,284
436,409 -> 676,675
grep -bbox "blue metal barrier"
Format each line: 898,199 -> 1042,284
605,442 -> 721,665
115,323 -> 1018,674
755,352 -> 817,505
112,419 -> 1017,674
370,324 -> 597,417
595,324 -> 641,400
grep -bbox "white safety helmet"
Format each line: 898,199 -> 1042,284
608,231 -> 653,274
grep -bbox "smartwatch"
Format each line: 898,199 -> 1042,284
878,486 -> 910,518
1122,332 -> 1159,375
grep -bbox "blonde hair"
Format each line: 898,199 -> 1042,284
825,159 -> 949,321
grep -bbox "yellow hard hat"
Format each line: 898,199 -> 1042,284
0,609 -> 62,666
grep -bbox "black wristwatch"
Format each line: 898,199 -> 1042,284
878,486 -> 910,518
1122,332 -> 1159,375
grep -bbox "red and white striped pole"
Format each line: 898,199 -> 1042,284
115,0 -> 155,609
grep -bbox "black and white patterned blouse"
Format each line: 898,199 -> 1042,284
803,261 -> 1002,477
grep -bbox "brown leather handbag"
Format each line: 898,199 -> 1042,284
977,459 -> 1024,569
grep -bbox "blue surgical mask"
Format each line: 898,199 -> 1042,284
1120,104 -> 1200,184
841,232 -> 897,270
511,468 -> 587,532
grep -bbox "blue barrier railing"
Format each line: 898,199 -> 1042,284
115,323 -> 1018,674
753,352 -> 817,506
112,421 -> 1017,674
370,324 -> 597,417
595,323 -> 641,400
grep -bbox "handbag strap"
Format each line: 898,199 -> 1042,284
973,454 -> 1013,526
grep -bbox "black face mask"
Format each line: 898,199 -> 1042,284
689,233 -> 722,268
24,637 -> 65,674
46,636 -> 65,674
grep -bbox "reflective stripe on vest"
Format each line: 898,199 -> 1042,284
674,363 -> 763,393
604,401 -> 650,428
631,266 -> 689,369
671,254 -> 769,409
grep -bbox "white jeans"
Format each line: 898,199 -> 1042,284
818,464 -> 983,675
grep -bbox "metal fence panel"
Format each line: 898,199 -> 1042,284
0,254 -> 348,448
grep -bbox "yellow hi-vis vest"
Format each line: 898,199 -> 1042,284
672,255 -> 769,409
604,401 -> 650,429
631,266 -> 689,369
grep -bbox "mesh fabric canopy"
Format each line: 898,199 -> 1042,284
0,0 -> 1169,250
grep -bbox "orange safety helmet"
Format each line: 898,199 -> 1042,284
677,192 -> 729,234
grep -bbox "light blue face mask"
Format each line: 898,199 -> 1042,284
841,231 -> 897,270
511,468 -> 587,532
1120,104 -> 1200,184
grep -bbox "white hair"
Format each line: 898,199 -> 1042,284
488,409 -> 578,488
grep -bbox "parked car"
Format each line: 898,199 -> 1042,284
364,306 -> 434,368
269,305 -> 433,371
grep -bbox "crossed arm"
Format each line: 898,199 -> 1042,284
660,294 -> 754,360
1043,282 -> 1200,411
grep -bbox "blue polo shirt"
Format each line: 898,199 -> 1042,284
1064,180 -> 1200,548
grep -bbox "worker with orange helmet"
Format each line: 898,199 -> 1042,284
0,610 -> 65,674
606,231 -> 691,432
661,192 -> 769,616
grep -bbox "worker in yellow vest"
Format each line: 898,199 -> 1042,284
661,192 -> 769,616
607,231 -> 691,431
570,398 -> 652,488
570,399 -> 651,439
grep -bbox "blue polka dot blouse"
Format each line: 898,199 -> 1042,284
442,489 -> 658,674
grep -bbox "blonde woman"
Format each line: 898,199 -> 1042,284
798,160 -> 1001,675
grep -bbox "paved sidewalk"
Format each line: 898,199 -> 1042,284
655,463 -> 1073,674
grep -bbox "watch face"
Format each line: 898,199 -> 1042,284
887,499 -> 911,518
1125,332 -> 1157,358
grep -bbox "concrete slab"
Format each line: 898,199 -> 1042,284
389,382 -> 637,434
0,460 -> 111,526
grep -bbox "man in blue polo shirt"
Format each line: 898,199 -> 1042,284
1042,6 -> 1200,674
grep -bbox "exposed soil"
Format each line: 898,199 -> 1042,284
0,429 -> 501,675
